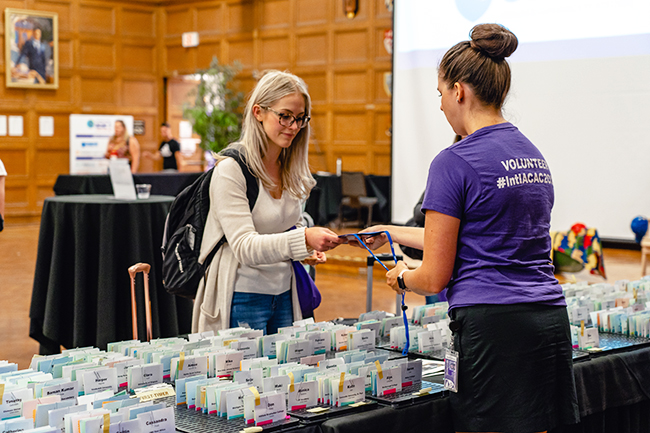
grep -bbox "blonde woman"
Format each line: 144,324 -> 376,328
105,120 -> 140,173
192,70 -> 342,334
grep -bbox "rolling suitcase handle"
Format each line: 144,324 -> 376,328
128,263 -> 153,341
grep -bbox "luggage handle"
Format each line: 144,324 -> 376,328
128,263 -> 153,342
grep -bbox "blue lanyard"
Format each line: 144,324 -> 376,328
351,232 -> 410,356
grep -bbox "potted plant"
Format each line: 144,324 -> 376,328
183,57 -> 244,165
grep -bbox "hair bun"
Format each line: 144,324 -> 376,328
469,23 -> 518,60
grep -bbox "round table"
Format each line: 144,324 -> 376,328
30,194 -> 193,354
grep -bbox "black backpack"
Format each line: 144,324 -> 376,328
161,146 -> 259,299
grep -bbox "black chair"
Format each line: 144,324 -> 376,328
338,172 -> 378,228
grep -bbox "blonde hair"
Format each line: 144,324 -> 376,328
222,70 -> 315,200
111,120 -> 130,143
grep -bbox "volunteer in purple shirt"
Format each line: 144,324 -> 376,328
361,24 -> 579,432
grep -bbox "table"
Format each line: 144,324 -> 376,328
53,172 -> 202,197
307,347 -> 650,433
30,194 -> 193,354
305,174 -> 391,226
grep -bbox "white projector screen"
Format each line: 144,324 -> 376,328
392,0 -> 650,241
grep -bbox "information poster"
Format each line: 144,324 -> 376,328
69,114 -> 134,174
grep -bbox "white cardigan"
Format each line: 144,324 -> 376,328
191,157 -> 313,333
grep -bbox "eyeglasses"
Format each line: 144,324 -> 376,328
261,106 -> 311,129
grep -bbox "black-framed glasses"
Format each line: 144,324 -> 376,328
261,106 -> 311,129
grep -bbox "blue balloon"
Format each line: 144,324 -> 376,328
631,216 -> 648,243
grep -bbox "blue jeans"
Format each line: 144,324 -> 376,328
230,290 -> 293,335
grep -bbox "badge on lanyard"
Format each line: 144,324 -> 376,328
444,319 -> 460,393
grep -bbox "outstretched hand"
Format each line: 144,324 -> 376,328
346,225 -> 389,250
305,227 -> 343,252
303,251 -> 326,266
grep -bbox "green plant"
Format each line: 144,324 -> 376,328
183,57 -> 244,153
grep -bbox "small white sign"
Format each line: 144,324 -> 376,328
39,116 -> 55,137
182,32 -> 200,48
8,115 -> 23,136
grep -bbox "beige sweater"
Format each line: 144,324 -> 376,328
191,157 -> 313,333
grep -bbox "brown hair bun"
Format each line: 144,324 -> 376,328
469,23 -> 518,60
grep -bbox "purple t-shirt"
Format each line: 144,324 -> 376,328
422,123 -> 565,310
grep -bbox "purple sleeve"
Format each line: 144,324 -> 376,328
421,149 -> 481,219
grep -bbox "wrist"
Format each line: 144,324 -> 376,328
397,269 -> 410,291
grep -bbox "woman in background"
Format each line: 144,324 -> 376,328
105,120 -> 140,174
359,24 -> 579,432
192,70 -> 341,335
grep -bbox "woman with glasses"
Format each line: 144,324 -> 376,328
192,70 -> 342,335
357,24 -> 579,432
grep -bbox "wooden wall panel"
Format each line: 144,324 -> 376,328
80,78 -> 116,104
260,37 -> 290,69
260,0 -> 290,30
122,9 -> 155,37
333,113 -> 367,142
79,4 -> 115,35
301,73 -> 327,104
58,39 -> 74,68
197,42 -> 222,68
227,39 -> 254,68
166,8 -> 192,36
335,31 -> 368,63
80,42 -> 115,70
227,2 -> 255,33
123,45 -> 155,72
296,0 -> 327,26
35,151 -> 69,177
122,80 -> 156,106
334,71 -> 367,103
197,5 -> 223,33
296,34 -> 327,66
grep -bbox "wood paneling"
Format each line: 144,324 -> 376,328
122,8 -> 156,37
296,33 -> 327,66
260,0 -> 290,30
1,1 -> 163,222
260,37 -> 290,69
197,5 -> 223,33
296,0 -> 327,26
227,2 -> 255,34
79,4 -> 115,34
166,8 -> 192,36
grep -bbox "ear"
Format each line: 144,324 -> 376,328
453,82 -> 465,103
252,105 -> 264,122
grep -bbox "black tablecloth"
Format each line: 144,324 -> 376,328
30,194 -> 193,354
305,174 -> 391,226
289,348 -> 650,433
53,172 -> 202,197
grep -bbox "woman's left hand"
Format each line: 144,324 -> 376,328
387,261 -> 409,295
303,251 -> 326,266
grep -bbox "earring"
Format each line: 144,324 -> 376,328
457,99 -> 460,103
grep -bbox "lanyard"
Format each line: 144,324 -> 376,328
351,232 -> 410,355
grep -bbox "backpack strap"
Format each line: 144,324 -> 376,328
202,146 -> 260,269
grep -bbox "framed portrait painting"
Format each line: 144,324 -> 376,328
5,8 -> 58,89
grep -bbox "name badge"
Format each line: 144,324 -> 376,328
129,364 -> 163,391
402,360 -> 423,387
374,366 -> 402,396
287,380 -> 318,410
444,349 -> 459,393
0,388 -> 33,420
234,369 -> 263,393
230,340 -> 258,360
333,376 -> 365,407
253,392 -> 287,426
138,406 -> 175,433
286,340 -> 314,364
349,330 -> 374,351
214,352 -> 243,378
82,368 -> 118,395
334,329 -> 350,351
225,387 -> 248,420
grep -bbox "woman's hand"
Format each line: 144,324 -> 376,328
305,227 -> 342,252
302,251 -> 326,266
347,225 -> 389,250
387,261 -> 409,295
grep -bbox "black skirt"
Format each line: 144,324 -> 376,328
449,303 -> 580,433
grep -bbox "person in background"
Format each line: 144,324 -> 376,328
192,70 -> 342,335
105,120 -> 140,174
357,24 -> 579,432
143,122 -> 182,171
0,158 -> 6,232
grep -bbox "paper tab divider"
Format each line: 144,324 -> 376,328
179,352 -> 185,371
374,360 -> 383,380
288,372 -> 295,393
103,414 -> 110,433
339,372 -> 345,393
249,386 -> 260,406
